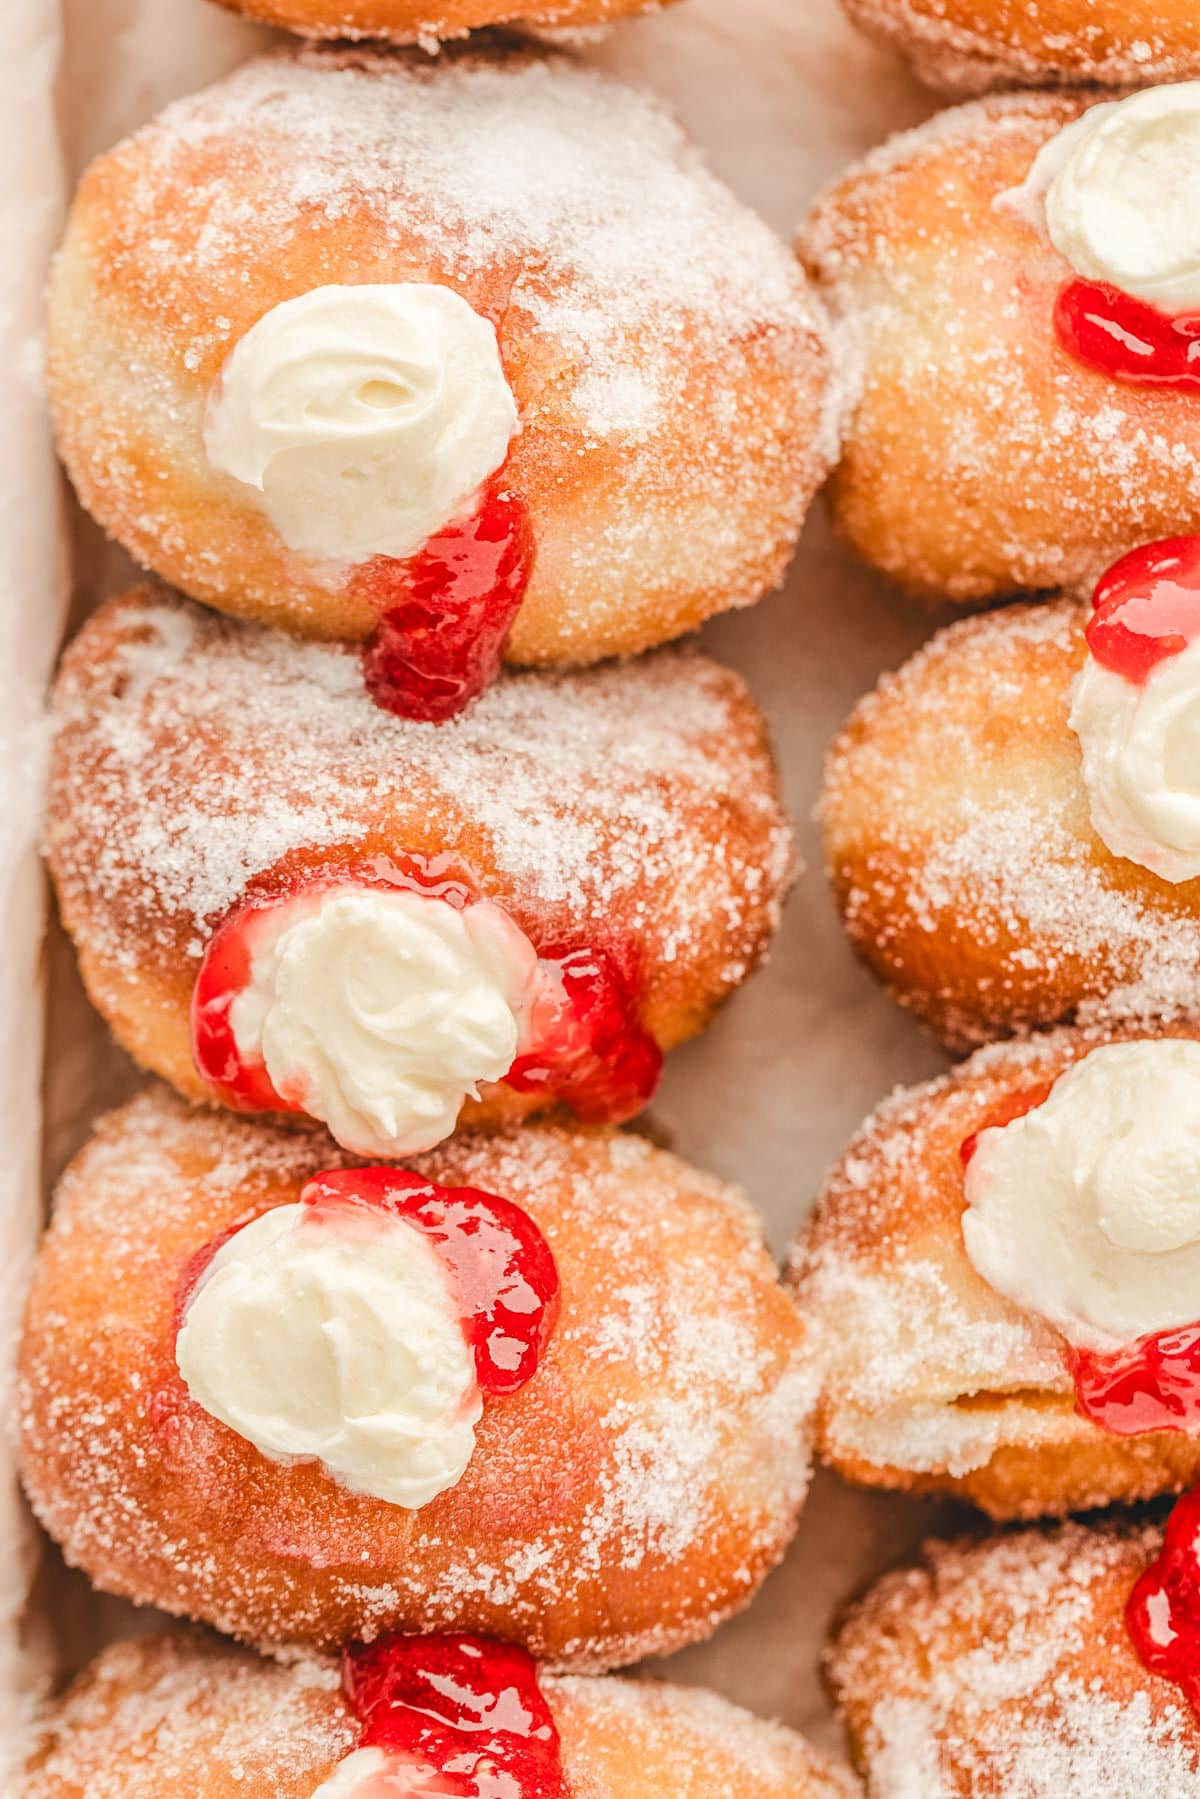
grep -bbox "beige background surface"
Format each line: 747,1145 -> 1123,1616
9,0 -> 968,1771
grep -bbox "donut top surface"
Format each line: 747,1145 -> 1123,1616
81,42 -> 831,450
829,1520 -> 1200,1794
48,587 -> 793,974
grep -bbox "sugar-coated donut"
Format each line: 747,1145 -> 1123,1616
827,1518 -> 1200,1795
207,0 -> 675,43
842,0 -> 1200,95
46,587 -> 792,1158
20,1634 -> 857,1799
803,91 -> 1200,604
821,598 -> 1200,1051
47,41 -> 834,719
18,1087 -> 814,1663
790,1019 -> 1200,1520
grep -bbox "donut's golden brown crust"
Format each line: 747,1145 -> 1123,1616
827,1519 -> 1200,1794
21,1635 -> 857,1799
821,599 -> 1200,1050
46,587 -> 793,1133
843,0 -> 1200,94
790,1020 -> 1200,1520
18,1089 -> 814,1664
803,92 -> 1200,604
48,43 -> 832,665
209,0 -> 672,39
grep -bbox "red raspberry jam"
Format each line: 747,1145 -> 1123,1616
1086,535 -> 1200,684
359,486 -> 534,725
1073,1326 -> 1200,1437
190,858 -> 476,1113
959,1080 -> 1056,1168
1056,279 -> 1200,393
1128,1488 -> 1200,1710
343,1633 -> 567,1799
506,944 -> 662,1125
299,1170 -> 559,1397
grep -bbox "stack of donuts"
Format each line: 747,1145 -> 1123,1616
27,0 -> 1200,1790
20,0 -> 856,1795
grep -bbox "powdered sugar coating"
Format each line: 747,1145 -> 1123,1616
829,1519 -> 1200,1795
18,1089 -> 814,1667
842,0 -> 1200,96
822,598 -> 1200,1050
802,91 -> 1200,604
20,1634 -> 854,1798
207,0 -> 674,44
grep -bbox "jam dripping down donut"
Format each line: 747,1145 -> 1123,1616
961,1077 -> 1200,1437
1085,535 -> 1200,684
358,485 -> 535,726
343,1632 -> 567,1798
1128,1489 -> 1200,1711
1056,280 -> 1200,395
190,861 -> 661,1127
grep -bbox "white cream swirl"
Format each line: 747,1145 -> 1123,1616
1007,84 -> 1200,313
230,886 -> 540,1158
1070,634 -> 1200,882
203,283 -> 518,563
175,1198 -> 482,1509
963,1040 -> 1200,1351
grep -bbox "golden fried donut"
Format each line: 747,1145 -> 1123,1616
208,0 -> 676,41
47,41 -> 833,708
842,0 -> 1200,94
789,1018 -> 1200,1520
18,1087 -> 815,1663
821,598 -> 1200,1051
21,1634 -> 857,1799
803,91 -> 1200,604
828,1518 -> 1200,1795
46,586 -> 792,1156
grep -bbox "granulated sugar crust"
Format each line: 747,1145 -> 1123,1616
829,1518 -> 1200,1795
18,1089 -> 815,1668
20,1634 -> 856,1797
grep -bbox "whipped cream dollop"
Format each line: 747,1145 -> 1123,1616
1007,84 -> 1200,313
963,1040 -> 1200,1352
230,886 -> 541,1158
203,283 -> 519,563
176,1198 -> 482,1508
1070,635 -> 1200,882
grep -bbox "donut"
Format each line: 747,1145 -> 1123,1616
789,1018 -> 1200,1520
841,0 -> 1200,95
827,1516 -> 1200,1795
20,1633 -> 857,1799
47,41 -> 835,722
17,1086 -> 815,1662
821,581 -> 1200,1051
45,586 -> 792,1158
206,0 -> 675,43
802,85 -> 1200,605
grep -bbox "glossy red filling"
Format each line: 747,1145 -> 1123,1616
1128,1488 -> 1200,1710
506,944 -> 662,1125
1085,535 -> 1200,684
958,1081 -> 1055,1168
191,872 -> 660,1129
1056,279 -> 1200,393
358,485 -> 534,726
299,1169 -> 559,1397
343,1633 -> 567,1798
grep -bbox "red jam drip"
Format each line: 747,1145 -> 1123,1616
1056,279 -> 1200,393
190,858 -> 475,1113
1073,1325 -> 1200,1437
1086,535 -> 1200,684
506,945 -> 662,1125
359,486 -> 535,725
343,1633 -> 567,1799
298,1169 -> 559,1397
959,1080 -> 1055,1168
1128,1488 -> 1200,1710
